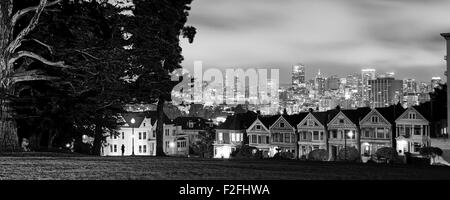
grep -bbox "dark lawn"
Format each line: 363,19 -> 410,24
0,155 -> 449,180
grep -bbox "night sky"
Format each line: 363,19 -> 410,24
180,0 -> 450,84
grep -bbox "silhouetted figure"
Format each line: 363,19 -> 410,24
121,144 -> 125,156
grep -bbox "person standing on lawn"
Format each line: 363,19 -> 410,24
121,144 -> 125,156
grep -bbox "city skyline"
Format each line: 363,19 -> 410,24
181,0 -> 449,84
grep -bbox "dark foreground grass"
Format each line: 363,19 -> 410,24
0,155 -> 449,180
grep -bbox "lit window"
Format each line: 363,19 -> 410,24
218,132 -> 223,141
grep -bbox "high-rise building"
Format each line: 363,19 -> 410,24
315,69 -> 326,95
361,69 -> 376,105
403,79 -> 417,94
368,77 -> 403,108
292,64 -> 306,87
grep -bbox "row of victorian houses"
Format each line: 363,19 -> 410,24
100,103 -> 443,160
213,104 -> 435,160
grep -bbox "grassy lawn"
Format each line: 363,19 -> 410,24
0,154 -> 449,180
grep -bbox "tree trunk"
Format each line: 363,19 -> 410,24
0,1 -> 20,152
92,121 -> 103,156
156,97 -> 166,156
0,99 -> 20,152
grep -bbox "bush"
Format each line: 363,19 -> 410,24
338,147 -> 360,162
230,145 -> 260,159
273,152 -> 295,160
420,147 -> 443,157
308,149 -> 329,161
375,147 -> 398,162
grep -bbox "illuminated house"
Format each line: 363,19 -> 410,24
102,112 -> 188,157
246,115 -> 278,158
213,112 -> 257,159
327,108 -> 371,160
269,114 -> 302,157
359,108 -> 395,156
297,111 -> 328,158
395,106 -> 431,155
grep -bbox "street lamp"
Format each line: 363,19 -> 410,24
131,118 -> 135,156
344,130 -> 354,161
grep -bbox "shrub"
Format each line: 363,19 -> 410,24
338,147 -> 360,162
420,147 -> 443,157
308,149 -> 329,161
273,152 -> 295,160
375,147 -> 398,162
230,145 -> 260,159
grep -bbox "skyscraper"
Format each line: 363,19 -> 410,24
292,64 -> 306,87
361,68 -> 377,105
368,77 -> 403,108
315,69 -> 326,95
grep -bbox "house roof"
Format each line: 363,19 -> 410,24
412,105 -> 433,122
340,107 -> 372,125
217,111 -> 258,130
284,112 -> 308,127
173,117 -> 213,130
120,111 -> 171,128
258,115 -> 279,128
311,111 -> 329,127
375,104 -> 406,124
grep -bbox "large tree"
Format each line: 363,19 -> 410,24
0,0 -> 69,151
125,0 -> 196,156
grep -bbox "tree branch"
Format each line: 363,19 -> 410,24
25,38 -> 54,54
9,69 -> 59,84
9,51 -> 72,69
7,0 -> 60,55
10,0 -> 61,27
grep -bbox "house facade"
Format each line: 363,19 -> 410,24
359,109 -> 392,156
213,112 -> 257,159
269,115 -> 297,156
297,112 -> 328,158
395,107 -> 431,155
327,110 -> 359,160
102,112 -> 189,157
246,116 -> 278,158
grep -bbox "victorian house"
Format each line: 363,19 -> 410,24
213,112 -> 257,159
327,108 -> 371,160
297,111 -> 328,158
269,114 -> 301,157
359,108 -> 393,156
246,115 -> 278,158
395,106 -> 431,155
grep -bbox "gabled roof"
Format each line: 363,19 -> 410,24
284,112 -> 308,127
375,104 -> 405,124
396,106 -> 431,123
216,111 -> 258,130
120,111 -> 171,128
258,115 -> 279,128
341,107 -> 371,125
